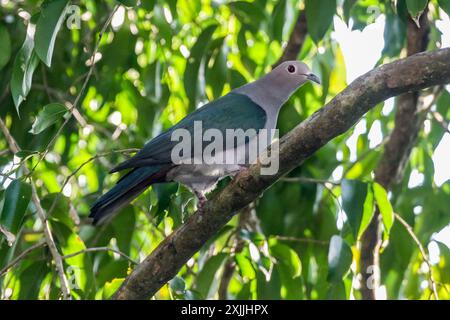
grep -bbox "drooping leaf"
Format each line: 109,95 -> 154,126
373,182 -> 394,235
0,25 -> 11,71
0,180 -> 32,236
116,0 -> 138,7
29,103 -> 68,135
341,179 -> 370,239
52,222 -> 96,297
270,241 -> 302,278
153,182 -> 178,224
194,253 -> 227,299
327,235 -> 353,282
342,0 -> 357,24
35,0 -> 70,67
10,16 -> 40,113
438,0 -> 450,16
305,0 -> 336,43
228,1 -> 267,31
183,24 -> 218,111
235,252 -> 256,280
382,8 -> 406,57
405,0 -> 428,21
271,0 -> 287,42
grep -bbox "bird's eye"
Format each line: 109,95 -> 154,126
287,65 -> 296,73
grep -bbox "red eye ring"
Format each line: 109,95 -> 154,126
287,65 -> 296,73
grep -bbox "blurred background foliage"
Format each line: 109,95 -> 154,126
0,0 -> 449,300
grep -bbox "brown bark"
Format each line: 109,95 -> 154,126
359,13 -> 430,300
112,47 -> 450,300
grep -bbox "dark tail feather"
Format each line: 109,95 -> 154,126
89,166 -> 168,225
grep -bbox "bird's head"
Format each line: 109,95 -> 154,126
275,60 -> 321,86
256,60 -> 320,106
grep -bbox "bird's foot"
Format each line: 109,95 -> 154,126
230,165 -> 249,177
195,191 -> 207,214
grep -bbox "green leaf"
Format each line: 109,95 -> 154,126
229,1 -> 267,31
405,0 -> 428,20
111,206 -> 136,254
305,0 -> 336,43
359,184 -> 374,239
103,278 -> 125,299
153,182 -> 178,224
270,242 -> 302,278
0,25 -> 11,71
183,24 -> 218,111
10,17 -> 40,113
41,193 -> 74,228
373,182 -> 394,235
342,0 -> 357,24
327,280 -> 347,299
382,8 -> 407,57
35,0 -> 70,67
17,260 -> 49,299
438,0 -> 450,16
327,235 -> 353,283
194,253 -> 227,299
29,103 -> 68,134
235,252 -> 256,280
271,0 -> 287,42
52,222 -> 95,297
116,0 -> 137,7
169,276 -> 186,294
0,180 -> 32,236
341,179 -> 369,239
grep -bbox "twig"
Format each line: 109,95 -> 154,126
431,111 -> 450,134
0,225 -> 16,245
0,240 -> 47,277
281,176 -> 340,185
274,235 -> 329,246
0,117 -> 72,299
62,247 -> 138,265
394,213 -> 439,300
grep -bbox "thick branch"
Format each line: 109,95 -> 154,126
113,48 -> 450,300
360,14 -> 430,300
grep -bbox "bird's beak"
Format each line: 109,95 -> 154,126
306,73 -> 321,84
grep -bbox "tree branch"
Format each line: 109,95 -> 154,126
360,13 -> 430,300
0,241 -> 47,277
112,47 -> 450,300
393,213 -> 439,299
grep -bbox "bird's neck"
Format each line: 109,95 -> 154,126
234,74 -> 298,112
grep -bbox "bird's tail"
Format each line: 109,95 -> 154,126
89,166 -> 168,225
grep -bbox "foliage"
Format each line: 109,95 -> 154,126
0,0 -> 449,300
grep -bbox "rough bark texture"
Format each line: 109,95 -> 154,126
360,14 -> 430,300
113,48 -> 450,300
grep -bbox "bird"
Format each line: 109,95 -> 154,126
89,61 -> 320,225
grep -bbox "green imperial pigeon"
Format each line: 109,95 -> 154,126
90,61 -> 320,224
